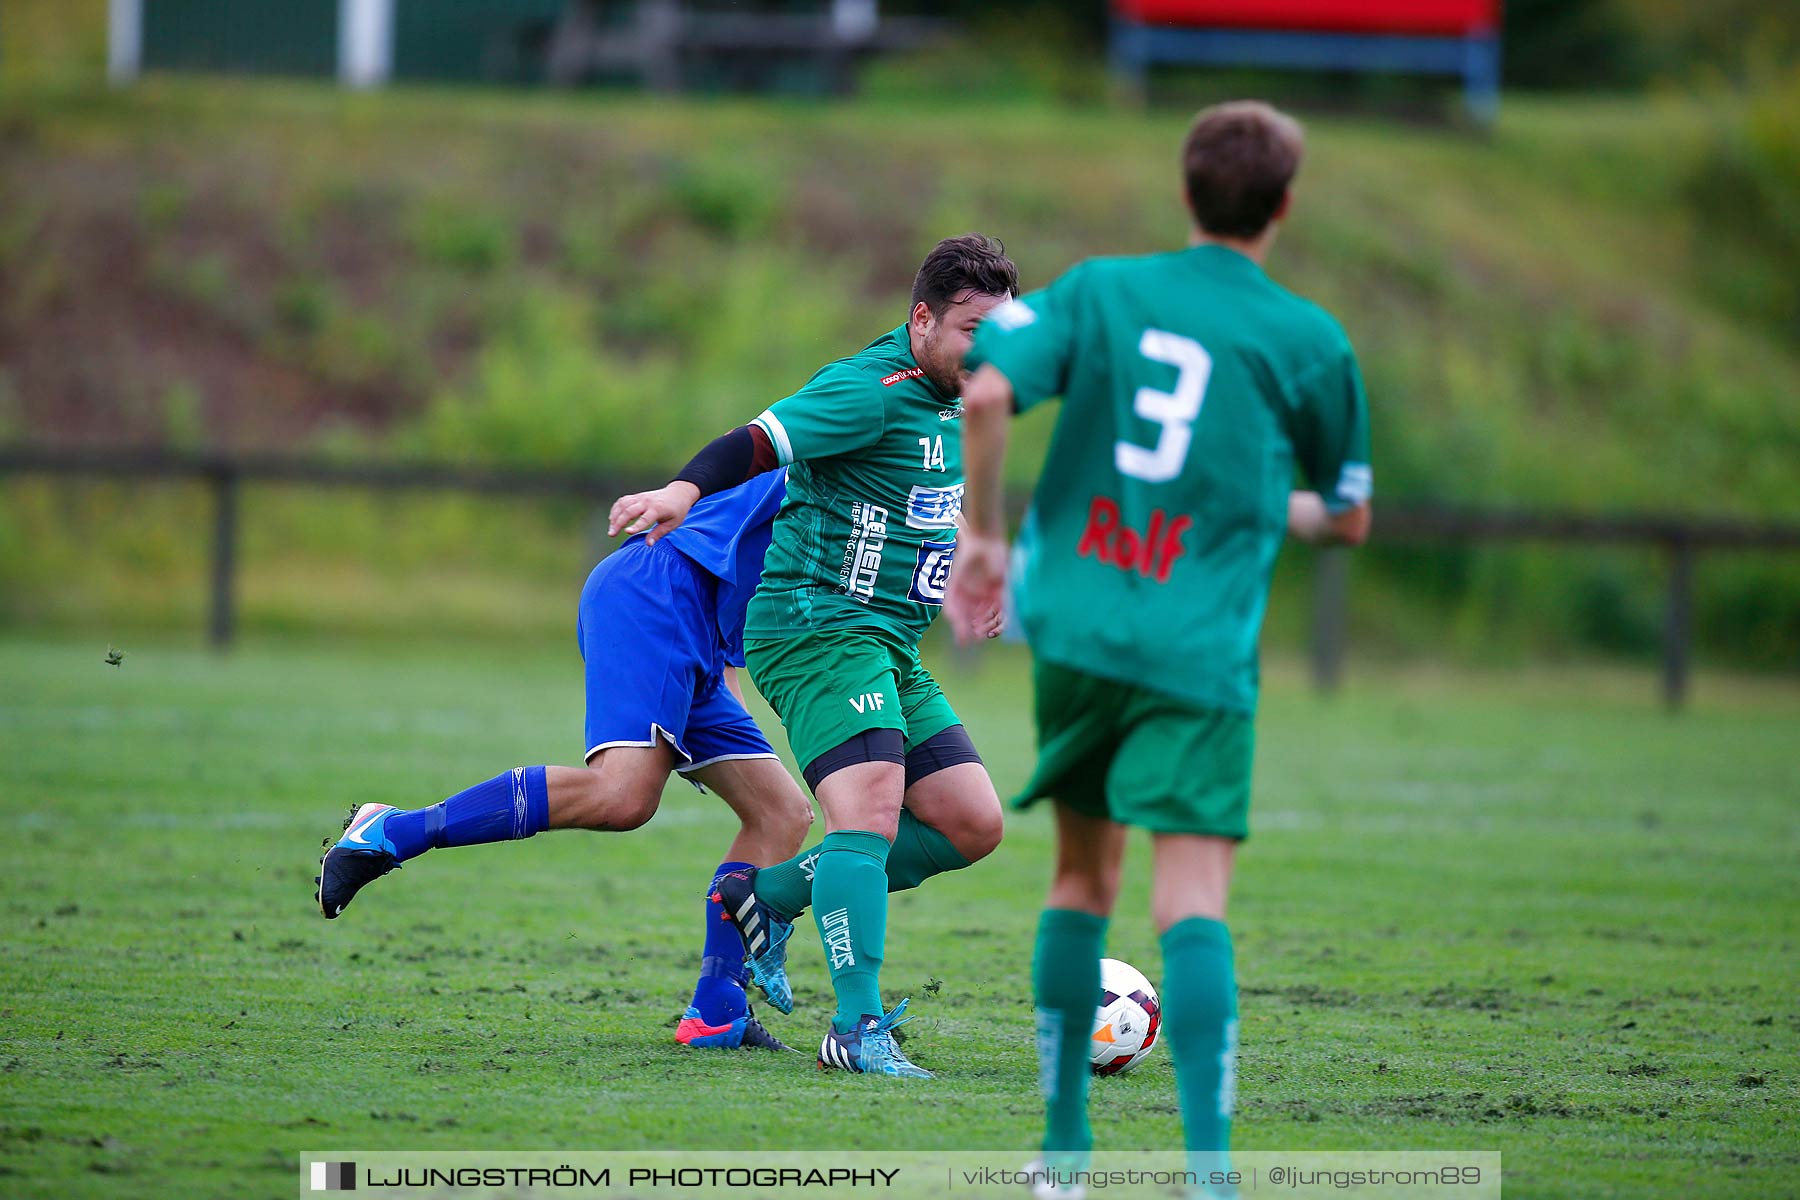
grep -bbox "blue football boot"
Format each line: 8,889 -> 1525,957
816,1000 -> 932,1078
674,1004 -> 793,1051
317,802 -> 402,919
711,868 -> 795,1014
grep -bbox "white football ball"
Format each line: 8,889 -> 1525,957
1091,958 -> 1161,1076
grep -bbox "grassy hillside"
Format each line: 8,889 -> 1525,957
1,79 -> 1796,666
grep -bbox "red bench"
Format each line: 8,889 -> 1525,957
1111,0 -> 1502,122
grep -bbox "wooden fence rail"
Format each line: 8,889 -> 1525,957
5,445 -> 1798,710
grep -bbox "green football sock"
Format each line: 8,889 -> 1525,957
810,829 -> 892,1033
748,845 -> 818,921
752,810 -> 971,921
1160,917 -> 1238,1176
887,809 -> 972,891
1034,907 -> 1108,1163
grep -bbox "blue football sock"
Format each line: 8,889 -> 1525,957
383,767 -> 550,862
689,860 -> 752,1025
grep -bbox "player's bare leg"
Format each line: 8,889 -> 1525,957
900,761 -> 1004,866
813,759 -> 905,839
1150,834 -> 1234,927
689,755 -> 814,866
696,665 -> 814,864
1046,802 -> 1128,915
1152,833 -> 1240,1191
546,743 -> 680,831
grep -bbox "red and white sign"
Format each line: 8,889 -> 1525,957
1114,0 -> 1499,36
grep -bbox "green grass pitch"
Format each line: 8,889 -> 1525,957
1,635 -> 1795,1198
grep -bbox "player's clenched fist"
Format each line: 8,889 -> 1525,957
608,482 -> 701,545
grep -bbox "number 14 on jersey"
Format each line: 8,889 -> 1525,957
918,435 -> 946,472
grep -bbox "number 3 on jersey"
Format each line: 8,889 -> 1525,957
1116,329 -> 1211,484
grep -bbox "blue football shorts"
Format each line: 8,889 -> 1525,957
576,536 -> 778,777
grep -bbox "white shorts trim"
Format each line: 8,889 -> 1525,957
676,751 -> 783,775
585,723 -> 688,765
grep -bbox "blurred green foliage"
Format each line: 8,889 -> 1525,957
0,79 -> 1795,674
1501,0 -> 1645,90
1615,0 -> 1799,83
405,196 -> 516,273
0,0 -> 107,86
1683,60 -> 1800,344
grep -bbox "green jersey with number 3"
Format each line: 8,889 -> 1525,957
745,324 -> 965,644
965,245 -> 1372,714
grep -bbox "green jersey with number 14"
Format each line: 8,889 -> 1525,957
965,245 -> 1372,714
745,324 -> 964,645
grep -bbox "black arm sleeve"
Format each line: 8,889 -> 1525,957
672,425 -> 778,498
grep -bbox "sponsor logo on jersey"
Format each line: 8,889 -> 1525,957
882,367 -> 925,387
1076,495 -> 1193,584
907,538 -> 956,605
939,405 -> 962,421
989,297 -> 1038,331
821,907 -> 856,969
839,501 -> 889,602
904,483 -> 963,530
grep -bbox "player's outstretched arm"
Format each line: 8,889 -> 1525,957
946,364 -> 1015,644
1287,491 -> 1372,547
608,423 -> 781,544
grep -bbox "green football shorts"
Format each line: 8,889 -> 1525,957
744,628 -> 962,773
1014,658 -> 1254,839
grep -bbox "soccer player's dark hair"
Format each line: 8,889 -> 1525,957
1181,101 -> 1305,239
910,233 -> 1019,315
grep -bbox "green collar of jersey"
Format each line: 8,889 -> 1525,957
1187,242 -> 1267,279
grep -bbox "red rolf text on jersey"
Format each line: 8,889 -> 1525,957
1076,496 -> 1192,584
